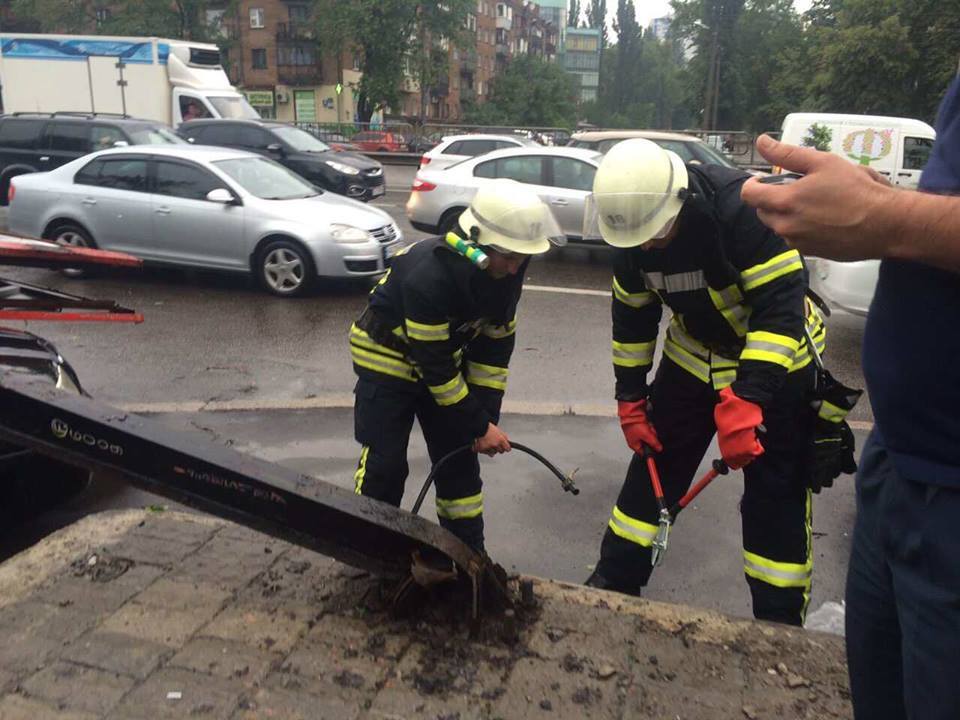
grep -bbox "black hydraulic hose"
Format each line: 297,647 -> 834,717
410,442 -> 579,516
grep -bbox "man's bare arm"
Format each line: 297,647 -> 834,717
740,135 -> 960,274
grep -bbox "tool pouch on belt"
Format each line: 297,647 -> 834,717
808,370 -> 863,493
355,307 -> 409,356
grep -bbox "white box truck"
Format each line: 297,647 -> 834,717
0,33 -> 259,126
778,112 -> 937,315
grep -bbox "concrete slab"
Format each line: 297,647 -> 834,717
0,509 -> 852,719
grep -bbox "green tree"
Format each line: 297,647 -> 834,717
586,0 -> 608,47
313,0 -> 472,123
568,0 -> 581,28
466,55 -> 576,128
802,122 -> 833,151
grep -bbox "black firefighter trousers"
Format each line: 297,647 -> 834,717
595,357 -> 816,626
352,377 -> 485,552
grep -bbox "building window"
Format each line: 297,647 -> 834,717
249,8 -> 265,28
278,45 -> 316,66
466,13 -> 476,31
288,4 -> 309,23
251,48 -> 267,69
95,7 -> 110,24
352,54 -> 361,71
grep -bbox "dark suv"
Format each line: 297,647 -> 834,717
0,112 -> 183,205
178,119 -> 385,202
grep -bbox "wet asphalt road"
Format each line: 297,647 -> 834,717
0,165 -> 871,421
0,167 -> 869,620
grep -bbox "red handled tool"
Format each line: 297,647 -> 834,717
669,458 -> 729,518
644,446 -> 672,567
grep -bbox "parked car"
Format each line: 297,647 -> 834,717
315,131 -> 359,152
178,119 -> 385,201
351,130 -> 409,153
419,133 -> 540,171
779,113 -> 936,316
8,145 -> 404,297
0,112 -> 184,206
405,132 -> 443,155
569,130 -> 742,169
406,146 -> 603,242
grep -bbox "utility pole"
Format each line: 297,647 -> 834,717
702,21 -> 719,131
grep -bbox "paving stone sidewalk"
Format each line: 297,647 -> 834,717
0,510 -> 852,719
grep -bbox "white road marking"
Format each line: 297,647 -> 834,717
524,284 -> 609,297
117,395 -> 876,432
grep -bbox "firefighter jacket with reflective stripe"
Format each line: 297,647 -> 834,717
612,164 -> 824,408
350,236 -> 525,439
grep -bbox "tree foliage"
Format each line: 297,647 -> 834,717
466,55 -> 577,128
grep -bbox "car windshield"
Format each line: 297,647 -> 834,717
127,126 -> 185,145
207,95 -> 261,120
213,157 -> 320,200
271,126 -> 331,152
692,141 -> 738,168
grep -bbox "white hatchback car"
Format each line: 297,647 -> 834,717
406,146 -> 603,242
418,133 -> 540,172
8,145 -> 403,297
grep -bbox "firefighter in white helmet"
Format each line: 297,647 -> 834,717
348,180 -> 564,551
584,139 -> 852,627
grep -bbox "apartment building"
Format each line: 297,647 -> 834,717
563,26 -> 600,102
216,0 -> 361,123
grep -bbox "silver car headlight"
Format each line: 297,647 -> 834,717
325,160 -> 361,176
330,224 -> 372,244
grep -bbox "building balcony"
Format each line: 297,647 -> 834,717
495,42 -> 509,56
430,81 -> 450,99
277,65 -> 322,86
459,50 -> 478,72
276,22 -> 314,40
496,15 -> 512,30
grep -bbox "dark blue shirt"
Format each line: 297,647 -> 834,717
863,74 -> 960,486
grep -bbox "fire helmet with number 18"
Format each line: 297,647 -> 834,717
585,138 -> 689,248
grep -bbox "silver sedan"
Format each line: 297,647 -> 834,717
8,145 -> 403,297
405,146 -> 603,243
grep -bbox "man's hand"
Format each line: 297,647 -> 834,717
473,422 -> 511,456
740,135 -> 898,261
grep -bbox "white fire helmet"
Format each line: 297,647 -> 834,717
584,138 -> 689,248
459,179 -> 566,254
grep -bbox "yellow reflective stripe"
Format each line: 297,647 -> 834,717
817,399 -> 849,423
436,492 -> 483,519
741,250 -> 803,291
612,340 -> 655,368
664,340 -> 710,383
466,361 -> 509,391
613,276 -> 656,309
712,369 -> 737,389
608,506 -> 658,547
708,285 -> 751,337
350,345 -> 418,382
482,317 -> 517,339
743,550 -> 812,589
429,373 -> 469,406
740,331 -> 801,369
405,318 -> 450,342
349,324 -> 407,359
353,446 -> 369,495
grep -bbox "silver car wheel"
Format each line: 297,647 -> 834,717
263,247 -> 305,293
53,227 -> 91,278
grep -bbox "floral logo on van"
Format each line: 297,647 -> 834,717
842,129 -> 893,166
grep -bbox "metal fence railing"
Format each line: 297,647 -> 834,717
294,120 -> 779,170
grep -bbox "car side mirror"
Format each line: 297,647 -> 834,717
266,143 -> 285,156
112,140 -> 129,148
206,188 -> 235,204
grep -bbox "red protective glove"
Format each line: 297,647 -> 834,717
618,399 -> 662,454
714,387 -> 765,469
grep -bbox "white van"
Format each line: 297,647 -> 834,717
778,113 -> 936,315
